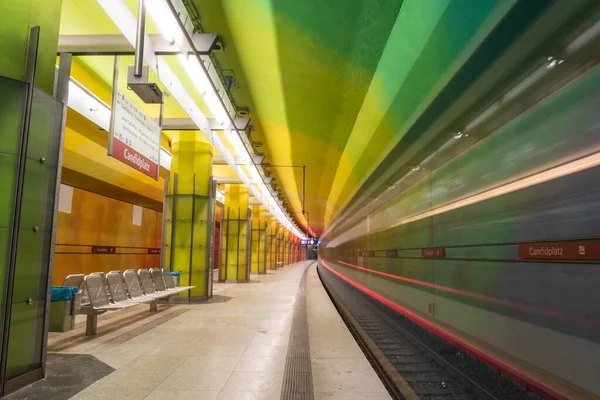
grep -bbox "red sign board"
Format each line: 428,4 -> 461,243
519,240 -> 600,260
92,246 -> 116,254
148,248 -> 161,254
386,250 -> 397,257
422,247 -> 445,259
112,139 -> 159,179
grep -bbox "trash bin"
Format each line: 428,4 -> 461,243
49,286 -> 81,332
171,271 -> 181,287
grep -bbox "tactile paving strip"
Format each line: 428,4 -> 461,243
281,265 -> 315,400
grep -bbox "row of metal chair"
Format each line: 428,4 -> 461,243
63,268 -> 194,335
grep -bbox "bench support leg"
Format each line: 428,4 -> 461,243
149,302 -> 157,312
86,315 -> 98,336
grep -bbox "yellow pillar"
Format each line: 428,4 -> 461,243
251,205 -> 267,274
164,131 -> 213,300
283,230 -> 290,266
220,184 -> 250,282
266,215 -> 277,270
291,236 -> 297,263
275,225 -> 284,269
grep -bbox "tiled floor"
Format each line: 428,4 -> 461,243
39,261 -> 390,399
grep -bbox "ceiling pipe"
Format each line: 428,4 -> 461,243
134,0 -> 146,78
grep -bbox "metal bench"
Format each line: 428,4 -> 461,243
62,274 -> 85,292
123,269 -> 169,312
106,271 -> 155,308
80,274 -> 136,335
161,268 -> 195,291
150,268 -> 191,294
138,269 -> 181,298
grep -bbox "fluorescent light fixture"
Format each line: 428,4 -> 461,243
227,130 -> 251,163
67,77 -> 110,130
177,54 -> 210,95
247,165 -> 262,184
160,148 -> 171,169
147,0 -> 186,49
216,189 -> 225,204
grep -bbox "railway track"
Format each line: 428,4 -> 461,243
317,263 -> 543,400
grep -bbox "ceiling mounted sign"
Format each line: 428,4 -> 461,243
108,91 -> 161,180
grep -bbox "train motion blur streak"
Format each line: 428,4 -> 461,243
334,259 -> 599,327
320,2 -> 600,399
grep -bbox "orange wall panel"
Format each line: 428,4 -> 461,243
53,185 -> 162,284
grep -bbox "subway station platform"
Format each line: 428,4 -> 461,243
8,261 -> 389,400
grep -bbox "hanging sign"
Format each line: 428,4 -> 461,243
109,92 -> 161,180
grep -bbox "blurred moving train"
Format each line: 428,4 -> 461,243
319,1 -> 600,399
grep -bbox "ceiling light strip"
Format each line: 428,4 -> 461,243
96,0 -> 305,239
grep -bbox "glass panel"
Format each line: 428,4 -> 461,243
0,76 -> 27,380
6,87 -> 63,380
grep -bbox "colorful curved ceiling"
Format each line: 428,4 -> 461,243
60,0 -> 516,237
194,0 -> 515,236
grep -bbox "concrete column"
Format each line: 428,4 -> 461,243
165,131 -> 213,300
220,184 -> 250,282
251,205 -> 266,274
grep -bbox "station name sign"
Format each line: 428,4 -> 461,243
91,246 -> 116,254
109,92 -> 161,180
422,247 -> 445,259
518,240 -> 600,260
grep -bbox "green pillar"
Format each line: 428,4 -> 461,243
1,2 -> 64,393
0,0 -> 64,93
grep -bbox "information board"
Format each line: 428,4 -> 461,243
109,92 -> 161,179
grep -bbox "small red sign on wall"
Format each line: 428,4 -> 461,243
92,246 -> 116,254
519,240 -> 600,260
422,247 -> 445,259
386,250 -> 397,257
148,248 -> 161,254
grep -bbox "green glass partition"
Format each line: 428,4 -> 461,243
0,76 -> 28,384
2,84 -> 62,382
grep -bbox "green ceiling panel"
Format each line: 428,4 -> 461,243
326,0 -> 516,225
